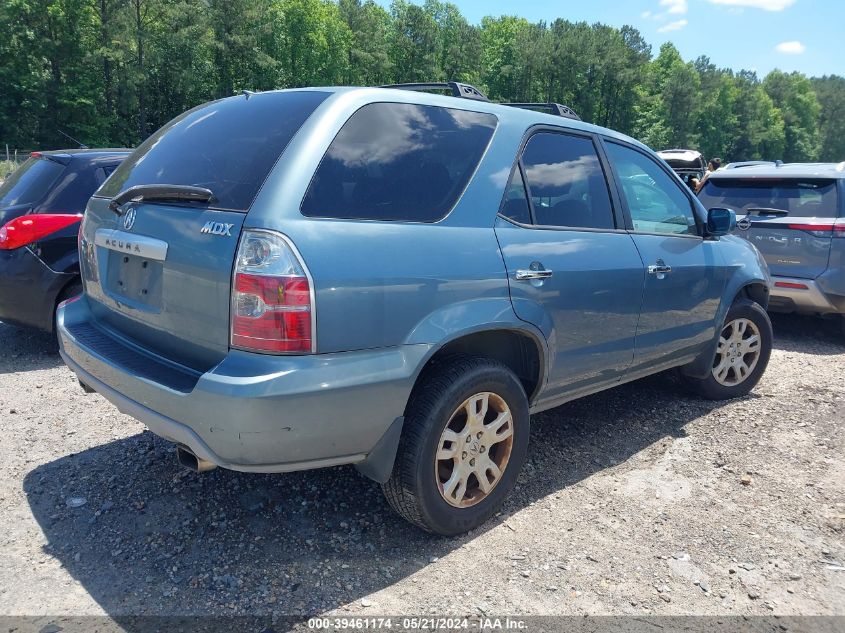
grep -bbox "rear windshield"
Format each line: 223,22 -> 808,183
98,91 -> 329,211
301,103 -> 497,222
698,178 -> 840,218
0,157 -> 65,207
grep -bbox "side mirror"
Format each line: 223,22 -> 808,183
706,207 -> 736,237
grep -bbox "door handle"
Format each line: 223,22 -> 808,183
515,269 -> 553,280
647,264 -> 672,275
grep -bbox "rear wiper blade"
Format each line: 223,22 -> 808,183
746,207 -> 789,217
109,184 -> 214,215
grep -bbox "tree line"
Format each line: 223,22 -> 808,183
1,0 -> 843,163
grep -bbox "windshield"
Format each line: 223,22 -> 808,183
98,90 -> 329,211
698,178 -> 839,218
0,157 -> 65,207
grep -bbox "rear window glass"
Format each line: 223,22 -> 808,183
0,157 -> 65,207
301,103 -> 497,222
98,91 -> 329,211
699,179 -> 839,218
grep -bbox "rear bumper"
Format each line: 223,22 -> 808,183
0,247 -> 75,331
57,297 -> 430,473
768,274 -> 844,315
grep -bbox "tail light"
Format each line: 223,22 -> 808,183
231,230 -> 314,353
0,214 -> 82,250
787,222 -> 845,238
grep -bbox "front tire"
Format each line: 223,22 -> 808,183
382,356 -> 530,535
685,299 -> 772,400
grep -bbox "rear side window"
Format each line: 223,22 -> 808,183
505,132 -> 615,229
301,103 -> 497,222
98,91 -> 329,211
0,157 -> 65,207
698,179 -> 839,218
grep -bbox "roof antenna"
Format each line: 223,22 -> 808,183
242,90 -> 255,99
57,129 -> 88,149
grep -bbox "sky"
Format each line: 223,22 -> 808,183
378,0 -> 844,78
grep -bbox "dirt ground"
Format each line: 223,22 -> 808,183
0,314 -> 843,622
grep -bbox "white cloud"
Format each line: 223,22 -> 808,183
775,40 -> 806,54
641,10 -> 652,18
707,0 -> 795,10
657,18 -> 688,32
660,0 -> 688,14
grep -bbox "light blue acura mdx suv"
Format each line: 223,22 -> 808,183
57,83 -> 772,535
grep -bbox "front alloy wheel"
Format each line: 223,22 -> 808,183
712,317 -> 762,386
683,298 -> 772,400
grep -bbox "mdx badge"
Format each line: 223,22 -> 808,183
200,221 -> 233,236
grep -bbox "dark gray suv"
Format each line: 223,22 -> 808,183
698,163 -> 845,333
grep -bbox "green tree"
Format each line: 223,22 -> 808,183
339,0 -> 392,84
388,0 -> 439,83
810,75 -> 845,161
763,70 -> 821,162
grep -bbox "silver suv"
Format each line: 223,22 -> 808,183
698,163 -> 845,334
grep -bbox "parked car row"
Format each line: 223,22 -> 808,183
0,81 -> 838,535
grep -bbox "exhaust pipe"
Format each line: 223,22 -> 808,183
177,445 -> 217,472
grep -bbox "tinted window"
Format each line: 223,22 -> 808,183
698,179 -> 839,218
301,103 -> 497,222
605,142 -> 697,236
519,133 -> 615,229
499,167 -> 532,224
99,91 -> 329,211
0,157 -> 65,207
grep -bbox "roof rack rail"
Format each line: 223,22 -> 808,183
379,82 -> 489,102
502,102 -> 581,121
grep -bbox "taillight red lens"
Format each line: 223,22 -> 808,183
774,281 -> 808,290
231,231 -> 314,354
0,214 -> 82,250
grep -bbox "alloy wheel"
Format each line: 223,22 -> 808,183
434,392 -> 515,508
712,317 -> 762,386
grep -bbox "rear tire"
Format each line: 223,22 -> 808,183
382,356 -> 529,535
684,299 -> 772,400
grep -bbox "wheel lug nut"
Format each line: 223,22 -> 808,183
476,432 -> 483,439
469,458 -> 475,466
462,451 -> 468,460
466,436 -> 472,443
480,446 -> 486,453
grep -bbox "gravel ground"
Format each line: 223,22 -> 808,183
0,314 -> 843,620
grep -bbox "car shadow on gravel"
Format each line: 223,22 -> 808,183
0,322 -> 62,373
770,313 -> 845,355
23,371 -> 736,623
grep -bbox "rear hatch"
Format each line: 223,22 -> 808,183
698,177 -> 840,279
0,154 -> 67,224
79,90 -> 329,371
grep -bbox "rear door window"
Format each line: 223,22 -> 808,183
98,91 -> 329,211
698,179 -> 839,218
505,132 -> 615,229
301,103 -> 497,222
0,157 -> 65,207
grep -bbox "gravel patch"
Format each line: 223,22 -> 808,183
0,313 -> 842,617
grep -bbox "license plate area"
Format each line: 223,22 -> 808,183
105,251 -> 164,309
